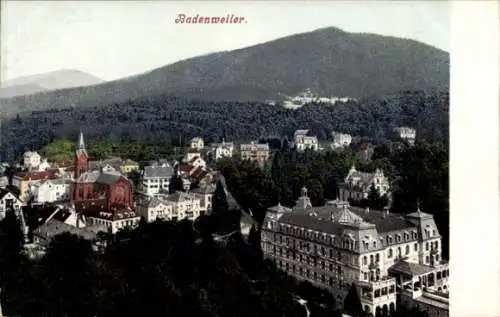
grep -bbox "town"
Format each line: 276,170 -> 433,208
0,124 -> 448,317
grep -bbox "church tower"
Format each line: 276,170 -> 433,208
74,130 -> 89,179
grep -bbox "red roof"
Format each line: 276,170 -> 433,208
179,164 -> 196,173
14,170 -> 58,181
191,167 -> 209,182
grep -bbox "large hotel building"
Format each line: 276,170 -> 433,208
261,187 -> 449,317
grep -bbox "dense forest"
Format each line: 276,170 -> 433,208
1,90 -> 448,162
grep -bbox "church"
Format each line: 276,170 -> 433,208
71,131 -> 135,211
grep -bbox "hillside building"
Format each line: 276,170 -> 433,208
331,132 -> 352,149
261,188 -> 448,316
339,166 -> 390,202
239,141 -> 270,166
294,130 -> 319,152
394,127 -> 416,145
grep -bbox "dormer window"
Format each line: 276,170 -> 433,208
373,241 -> 377,248
396,235 -> 401,243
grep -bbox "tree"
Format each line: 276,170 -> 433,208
212,180 -> 229,215
343,283 -> 365,317
0,208 -> 25,313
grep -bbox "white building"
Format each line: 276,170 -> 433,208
23,151 -> 41,170
0,176 -> 8,189
185,151 -> 202,162
394,127 -> 416,145
139,162 -> 175,196
210,140 -> 234,160
294,130 -> 319,152
339,166 -> 390,202
137,191 -> 202,222
331,132 -> 352,149
30,179 -> 72,204
0,189 -> 24,220
37,159 -> 51,171
261,188 -> 448,316
85,209 -> 141,234
190,137 -> 205,150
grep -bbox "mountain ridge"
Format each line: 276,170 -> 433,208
0,69 -> 104,98
0,27 -> 449,115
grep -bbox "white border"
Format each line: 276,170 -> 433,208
450,1 -> 500,316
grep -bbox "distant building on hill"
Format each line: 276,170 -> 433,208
240,141 -> 270,166
339,166 -> 390,202
331,132 -> 352,149
190,137 -> 205,150
393,127 -> 416,145
294,130 -> 319,152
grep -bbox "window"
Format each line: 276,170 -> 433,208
375,253 -> 380,262
364,272 -> 368,280
425,256 -> 430,264
370,255 -> 374,264
414,243 -> 418,251
373,241 -> 377,248
388,248 -> 393,258
426,242 -> 429,251
363,256 -> 367,265
405,245 -> 410,255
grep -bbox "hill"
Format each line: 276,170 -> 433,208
0,69 -> 104,99
1,91 -> 448,160
0,83 -> 47,98
0,27 -> 449,116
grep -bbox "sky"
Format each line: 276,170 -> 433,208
1,0 -> 450,82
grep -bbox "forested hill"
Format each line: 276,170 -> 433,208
0,27 -> 448,115
1,90 -> 448,159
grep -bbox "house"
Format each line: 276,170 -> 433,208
83,206 -> 141,234
0,189 -> 24,220
210,140 -> 234,160
294,130 -> 319,152
190,183 -> 216,215
136,195 -> 175,223
394,127 -> 416,145
139,162 -> 175,196
240,141 -> 270,166
12,169 -> 59,201
185,151 -> 202,162
37,159 -> 51,171
339,166 -> 390,202
30,178 -> 72,204
0,176 -> 8,189
261,187 -> 448,316
331,132 -> 352,149
136,191 -> 202,222
190,137 -> 205,150
120,159 -> 140,174
23,151 -> 41,170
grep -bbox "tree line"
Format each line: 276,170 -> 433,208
1,90 -> 448,162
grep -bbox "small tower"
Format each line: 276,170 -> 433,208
296,186 -> 312,209
74,130 -> 89,179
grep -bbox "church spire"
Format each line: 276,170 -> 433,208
76,129 -> 87,156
